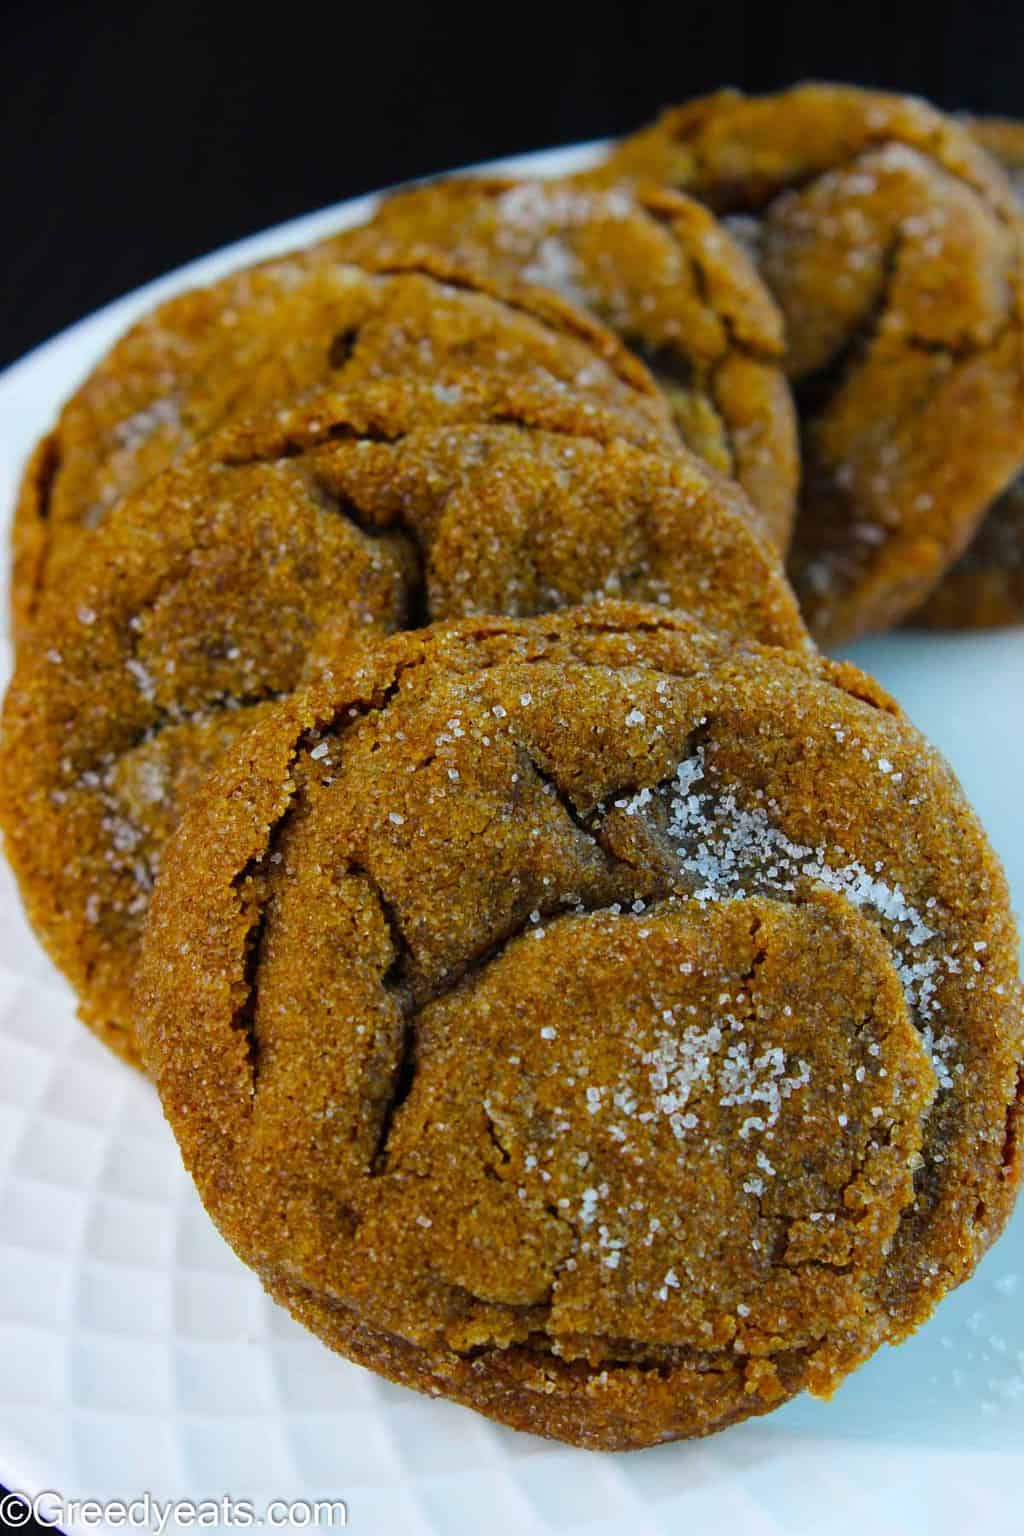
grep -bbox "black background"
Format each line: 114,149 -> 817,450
5,0 -> 1024,369
2,0 -> 1024,1518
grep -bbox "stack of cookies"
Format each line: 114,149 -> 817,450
2,83 -> 1022,1451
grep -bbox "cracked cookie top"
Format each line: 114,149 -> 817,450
599,83 -> 1024,644
913,118 -> 1024,628
138,603 -> 1023,1450
336,178 -> 798,548
10,254 -> 676,641
0,376 -> 806,1066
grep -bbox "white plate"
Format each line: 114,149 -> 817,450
1,145 -> 1022,1536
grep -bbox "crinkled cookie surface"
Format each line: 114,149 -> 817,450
10,253 -> 676,640
338,177 -> 798,548
600,83 -> 1024,643
138,604 -> 1023,1449
1,321 -> 804,1064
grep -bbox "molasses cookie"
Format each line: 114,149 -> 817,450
599,84 -> 1024,644
970,118 -> 1024,201
910,476 -> 1024,628
10,252 -> 675,640
138,602 -> 1023,1449
912,118 -> 1024,627
1,375 -> 805,1066
338,178 -> 798,548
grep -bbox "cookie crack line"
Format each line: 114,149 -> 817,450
223,649 -> 445,1100
359,862 -> 419,1174
674,127 -> 1019,231
219,418 -> 410,466
116,685 -> 291,766
28,432 -> 61,525
239,798 -> 914,1341
516,746 -> 602,842
364,767 -> 673,1175
792,224 -> 1021,420
69,458 -> 429,775
272,1265 -> 829,1380
792,308 -> 1024,603
230,887 -> 272,1091
790,229 -> 904,418
228,727 -> 316,1089
618,193 -> 780,366
209,406 -> 680,501
356,254 -> 658,394
444,1325 -> 827,1376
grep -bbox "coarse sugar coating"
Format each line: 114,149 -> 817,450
598,83 -> 1024,644
138,603 -> 1023,1449
10,253 -> 676,642
337,177 -> 798,548
0,364 -> 806,1067
911,117 -> 1024,628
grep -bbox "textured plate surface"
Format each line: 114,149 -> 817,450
1,146 -> 1022,1536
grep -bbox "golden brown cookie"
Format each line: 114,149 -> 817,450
599,84 -> 1024,644
969,118 -> 1024,200
137,602 -> 1023,1449
10,251 -> 675,642
909,477 -> 1024,628
912,118 -> 1024,627
337,178 -> 798,548
0,346 -> 806,1067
